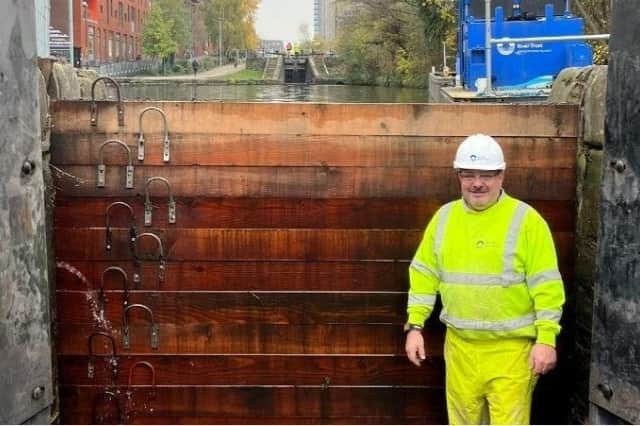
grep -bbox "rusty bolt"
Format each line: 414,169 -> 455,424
597,383 -> 613,400
31,386 -> 44,400
611,160 -> 626,173
21,160 -> 36,177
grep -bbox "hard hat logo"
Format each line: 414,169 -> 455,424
453,134 -> 506,171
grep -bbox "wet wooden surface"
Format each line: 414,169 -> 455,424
52,101 -> 577,424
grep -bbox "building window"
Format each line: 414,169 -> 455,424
96,29 -> 101,62
88,26 -> 95,62
115,33 -> 120,59
108,33 -> 113,59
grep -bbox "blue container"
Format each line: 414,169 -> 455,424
460,3 -> 593,91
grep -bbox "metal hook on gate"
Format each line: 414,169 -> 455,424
97,140 -> 134,189
128,361 -> 156,394
137,107 -> 171,162
105,201 -> 137,253
126,361 -> 157,421
133,232 -> 166,286
91,76 -> 124,128
143,177 -> 176,226
100,266 -> 130,310
122,304 -> 159,350
92,390 -> 122,425
87,332 -> 118,380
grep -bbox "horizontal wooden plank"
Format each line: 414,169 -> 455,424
55,260 -> 410,292
54,228 -> 574,262
51,165 -> 576,200
55,323 -> 445,355
61,414 -> 445,425
60,385 -> 447,424
54,229 -> 422,261
51,133 -> 576,168
56,291 -> 408,325
57,354 -> 444,386
54,256 -> 574,294
51,101 -> 578,137
54,197 -> 575,232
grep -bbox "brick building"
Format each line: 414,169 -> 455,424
51,0 -> 150,66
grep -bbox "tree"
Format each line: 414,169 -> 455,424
336,0 -> 440,87
298,23 -> 312,52
142,3 -> 176,72
405,0 -> 456,52
573,0 -> 610,64
155,0 -> 190,54
203,0 -> 259,59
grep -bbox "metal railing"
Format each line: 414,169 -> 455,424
86,59 -> 161,77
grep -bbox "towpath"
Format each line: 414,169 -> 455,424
130,61 -> 246,80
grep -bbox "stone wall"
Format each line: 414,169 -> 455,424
0,2 -> 54,423
549,65 -> 607,424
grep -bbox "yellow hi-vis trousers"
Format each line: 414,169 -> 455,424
444,330 -> 538,425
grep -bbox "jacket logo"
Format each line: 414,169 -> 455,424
476,240 -> 497,248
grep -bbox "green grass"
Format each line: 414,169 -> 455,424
223,69 -> 264,82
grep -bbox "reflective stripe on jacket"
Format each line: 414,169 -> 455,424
407,193 -> 565,346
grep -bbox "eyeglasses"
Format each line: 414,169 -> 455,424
457,170 -> 502,182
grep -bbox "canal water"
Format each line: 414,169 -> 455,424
118,83 -> 431,103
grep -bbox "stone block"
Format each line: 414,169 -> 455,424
549,66 -> 593,104
49,62 -> 81,100
76,69 -> 102,99
37,57 -> 55,85
37,69 -> 50,152
583,66 -> 607,147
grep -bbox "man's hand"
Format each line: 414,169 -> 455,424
405,330 -> 426,367
529,343 -> 557,375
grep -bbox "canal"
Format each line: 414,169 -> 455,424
117,82 -> 431,103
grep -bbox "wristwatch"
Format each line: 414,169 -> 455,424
404,323 -> 423,333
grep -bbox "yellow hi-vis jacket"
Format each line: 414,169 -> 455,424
407,192 -> 565,347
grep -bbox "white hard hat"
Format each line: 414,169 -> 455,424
453,134 -> 506,170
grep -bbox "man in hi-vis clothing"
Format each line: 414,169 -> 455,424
405,134 -> 565,425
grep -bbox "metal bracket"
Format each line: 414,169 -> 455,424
158,258 -> 166,283
137,106 -> 171,163
88,331 -> 118,380
122,326 -> 131,349
92,391 -> 122,424
163,136 -> 171,162
123,304 -> 158,350
137,134 -> 145,161
105,202 -> 136,252
143,177 -> 176,227
168,200 -> 176,224
144,202 -> 153,227
101,266 -> 129,309
125,165 -> 134,189
90,101 -> 98,127
97,139 -> 134,190
151,324 -> 160,349
134,233 -> 166,286
97,164 -> 106,187
91,76 -> 124,128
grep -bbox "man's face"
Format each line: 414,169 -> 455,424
457,169 -> 504,210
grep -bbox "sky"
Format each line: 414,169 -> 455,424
255,0 -> 314,42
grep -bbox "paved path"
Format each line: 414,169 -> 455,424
129,62 -> 247,81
